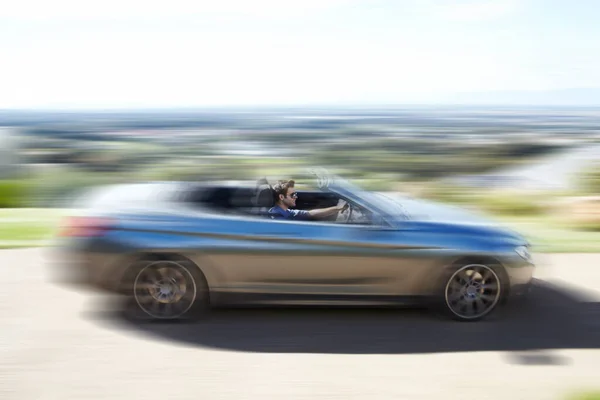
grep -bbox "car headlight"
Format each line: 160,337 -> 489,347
515,245 -> 532,263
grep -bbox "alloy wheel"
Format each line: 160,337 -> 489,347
444,264 -> 502,320
133,260 -> 198,319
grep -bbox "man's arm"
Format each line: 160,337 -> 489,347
307,203 -> 347,219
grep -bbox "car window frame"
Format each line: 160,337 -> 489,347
262,197 -> 389,229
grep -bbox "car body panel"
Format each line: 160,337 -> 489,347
50,172 -> 536,310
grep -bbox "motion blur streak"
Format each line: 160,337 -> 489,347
1,106 -> 600,400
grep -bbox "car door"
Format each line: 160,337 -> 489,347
202,213 -> 421,301
262,220 -> 424,299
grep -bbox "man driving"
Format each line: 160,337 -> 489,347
268,179 -> 348,220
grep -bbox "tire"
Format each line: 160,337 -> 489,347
122,255 -> 210,322
436,262 -> 505,322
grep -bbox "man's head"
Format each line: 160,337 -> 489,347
272,179 -> 298,209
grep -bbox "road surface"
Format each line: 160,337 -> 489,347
1,248 -> 600,400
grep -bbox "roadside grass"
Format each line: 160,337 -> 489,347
566,391 -> 600,400
0,209 -> 64,248
499,215 -> 600,253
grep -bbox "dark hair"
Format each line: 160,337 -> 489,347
272,179 -> 295,202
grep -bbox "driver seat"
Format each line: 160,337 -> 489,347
252,178 -> 275,217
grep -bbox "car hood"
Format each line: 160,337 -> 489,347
304,170 -> 528,245
378,193 -> 528,244
380,193 -> 492,223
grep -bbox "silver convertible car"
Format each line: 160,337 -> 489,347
51,169 -> 535,322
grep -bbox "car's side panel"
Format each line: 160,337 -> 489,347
111,213 -> 449,300
53,207 -> 533,309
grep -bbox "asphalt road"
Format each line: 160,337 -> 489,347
1,249 -> 600,400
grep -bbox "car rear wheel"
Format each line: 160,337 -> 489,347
126,258 -> 209,321
441,263 -> 503,321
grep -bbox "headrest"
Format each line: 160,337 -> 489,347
253,178 -> 275,208
255,186 -> 274,207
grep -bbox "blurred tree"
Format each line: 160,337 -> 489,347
579,163 -> 600,195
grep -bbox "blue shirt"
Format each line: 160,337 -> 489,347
268,205 -> 310,220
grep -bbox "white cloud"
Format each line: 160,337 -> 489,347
428,0 -> 521,21
0,0 -> 352,21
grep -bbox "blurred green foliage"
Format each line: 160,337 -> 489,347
572,221 -> 600,232
312,142 -> 549,179
473,193 -> 548,217
0,180 -> 31,208
2,133 -> 597,237
567,391 -> 600,400
0,222 -> 55,241
579,162 -> 600,195
25,168 -> 126,207
419,184 -> 548,216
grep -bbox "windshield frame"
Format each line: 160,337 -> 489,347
311,169 -> 409,225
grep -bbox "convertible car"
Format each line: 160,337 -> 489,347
50,169 -> 535,322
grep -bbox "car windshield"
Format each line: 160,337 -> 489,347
367,192 -> 411,219
325,173 -> 410,219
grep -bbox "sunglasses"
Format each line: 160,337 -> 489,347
287,192 -> 298,199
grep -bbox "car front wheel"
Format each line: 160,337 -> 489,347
441,263 -> 503,321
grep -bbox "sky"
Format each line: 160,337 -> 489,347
1,0 -> 599,109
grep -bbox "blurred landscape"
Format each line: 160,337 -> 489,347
1,105 -> 599,250
4,1 -> 600,399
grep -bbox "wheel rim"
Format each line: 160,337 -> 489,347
444,264 -> 501,320
133,261 -> 197,319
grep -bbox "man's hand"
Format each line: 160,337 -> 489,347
337,201 -> 349,213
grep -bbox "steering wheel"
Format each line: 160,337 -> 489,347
336,199 -> 353,223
